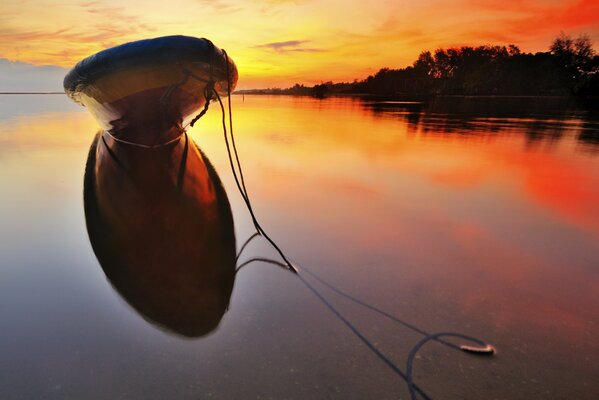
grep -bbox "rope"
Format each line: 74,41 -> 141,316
235,232 -> 260,262
103,129 -> 184,149
205,48 -> 297,273
190,81 -> 215,127
236,257 -> 432,399
405,333 -> 492,400
235,257 -> 494,400
186,45 -> 495,400
299,267 -> 492,354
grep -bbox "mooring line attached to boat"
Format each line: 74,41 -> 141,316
187,54 -> 287,269
236,256 -> 432,400
189,47 -> 495,399
190,81 -> 215,128
237,256 -> 495,400
176,132 -> 190,191
405,332 -> 494,400
235,242 -> 493,358
235,231 -> 261,262
208,48 -> 297,273
299,267 -> 493,355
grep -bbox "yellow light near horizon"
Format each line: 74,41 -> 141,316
1,0 -> 598,88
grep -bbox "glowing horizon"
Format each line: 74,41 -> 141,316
1,0 -> 598,89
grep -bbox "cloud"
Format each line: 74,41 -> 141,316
507,0 -> 598,33
0,3 -> 158,66
81,3 -> 157,34
254,40 -> 322,52
0,58 -> 68,91
257,0 -> 308,14
195,0 -> 242,12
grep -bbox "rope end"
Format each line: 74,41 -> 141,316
460,344 -> 496,355
288,263 -> 299,274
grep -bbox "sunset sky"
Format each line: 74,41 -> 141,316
1,0 -> 598,89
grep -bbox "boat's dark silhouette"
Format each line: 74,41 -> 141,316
84,131 -> 236,338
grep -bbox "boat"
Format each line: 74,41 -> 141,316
66,36 -> 238,337
64,35 -> 238,147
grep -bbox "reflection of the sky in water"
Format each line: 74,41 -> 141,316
0,94 -> 598,399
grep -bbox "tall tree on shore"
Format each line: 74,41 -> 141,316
550,33 -> 597,94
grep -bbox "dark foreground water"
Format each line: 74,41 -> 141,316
0,94 -> 598,399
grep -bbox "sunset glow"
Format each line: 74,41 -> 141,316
1,0 -> 598,88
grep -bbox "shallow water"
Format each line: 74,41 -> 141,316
0,94 -> 598,399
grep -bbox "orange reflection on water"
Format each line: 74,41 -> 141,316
516,152 -> 599,237
190,95 -> 599,347
2,94 -> 598,398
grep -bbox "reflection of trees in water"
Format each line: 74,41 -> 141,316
576,115 -> 599,155
361,96 -> 599,152
578,128 -> 599,145
363,100 -> 424,136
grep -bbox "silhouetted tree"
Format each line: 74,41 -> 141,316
550,33 -> 597,94
242,33 -> 597,97
312,82 -> 329,98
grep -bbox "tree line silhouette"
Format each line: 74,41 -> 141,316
240,33 -> 598,97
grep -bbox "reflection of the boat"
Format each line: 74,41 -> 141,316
84,131 -> 236,338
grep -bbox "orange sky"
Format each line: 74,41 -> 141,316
1,0 -> 598,88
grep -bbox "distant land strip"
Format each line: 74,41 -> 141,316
239,34 -> 599,98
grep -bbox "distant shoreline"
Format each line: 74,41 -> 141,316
1,91 -> 596,102
233,92 -> 599,100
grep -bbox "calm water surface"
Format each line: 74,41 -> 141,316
0,94 -> 598,399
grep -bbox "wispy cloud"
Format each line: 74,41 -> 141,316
195,0 -> 242,13
0,2 -> 158,66
254,40 -> 322,52
81,2 -> 157,35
